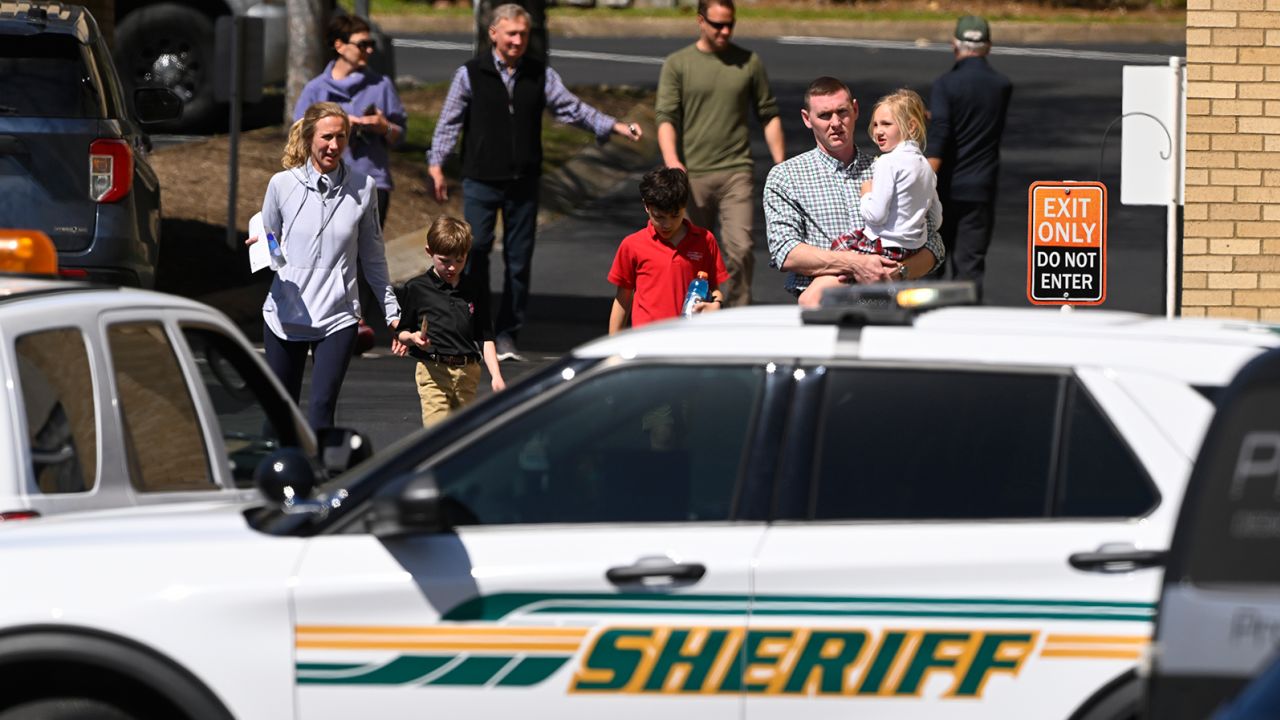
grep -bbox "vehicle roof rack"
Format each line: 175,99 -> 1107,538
0,2 -> 73,24
800,281 -> 978,327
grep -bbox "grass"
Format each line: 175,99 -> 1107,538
347,0 -> 1184,25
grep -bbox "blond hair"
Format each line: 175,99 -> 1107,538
426,216 -> 473,257
281,102 -> 350,169
869,88 -> 928,149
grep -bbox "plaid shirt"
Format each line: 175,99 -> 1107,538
765,146 -> 944,294
427,53 -> 617,168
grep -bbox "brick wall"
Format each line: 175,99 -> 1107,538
1184,0 -> 1280,320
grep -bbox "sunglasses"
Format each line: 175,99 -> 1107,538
699,15 -> 734,31
353,39 -> 376,52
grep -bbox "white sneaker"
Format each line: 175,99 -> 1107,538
496,336 -> 525,362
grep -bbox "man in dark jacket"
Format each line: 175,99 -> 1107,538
427,4 -> 641,360
926,15 -> 1013,301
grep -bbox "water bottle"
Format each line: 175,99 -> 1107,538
266,231 -> 286,270
682,271 -> 709,318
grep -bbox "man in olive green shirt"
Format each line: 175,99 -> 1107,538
655,0 -> 784,307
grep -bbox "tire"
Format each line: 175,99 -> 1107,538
1071,672 -> 1143,720
114,4 -> 217,131
0,698 -> 137,720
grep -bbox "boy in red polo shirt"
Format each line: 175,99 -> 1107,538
608,168 -> 730,334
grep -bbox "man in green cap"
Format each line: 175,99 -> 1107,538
926,15 -> 1013,301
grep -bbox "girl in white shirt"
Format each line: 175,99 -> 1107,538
799,89 -> 942,307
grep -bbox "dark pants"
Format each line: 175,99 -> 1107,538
263,323 -> 358,430
462,176 -> 539,343
357,189 -> 392,328
942,199 -> 995,302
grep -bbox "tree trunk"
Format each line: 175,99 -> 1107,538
81,0 -> 115,49
286,0 -> 327,124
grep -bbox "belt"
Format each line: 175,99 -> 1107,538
425,352 -> 478,367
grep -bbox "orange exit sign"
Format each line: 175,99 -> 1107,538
1026,181 -> 1107,306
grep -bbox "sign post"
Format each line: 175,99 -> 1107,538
1027,181 -> 1107,306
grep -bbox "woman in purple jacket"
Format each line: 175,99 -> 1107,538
294,13 -> 407,338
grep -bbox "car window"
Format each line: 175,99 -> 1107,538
108,322 -> 216,492
15,328 -> 98,494
431,365 -> 765,525
182,326 -> 298,488
812,368 -> 1058,520
0,35 -> 100,118
1056,382 -> 1157,518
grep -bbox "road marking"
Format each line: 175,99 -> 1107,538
391,39 -> 472,51
778,35 -> 1176,64
392,38 -> 664,65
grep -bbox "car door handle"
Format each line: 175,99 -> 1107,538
606,561 -> 706,586
1068,548 -> 1167,573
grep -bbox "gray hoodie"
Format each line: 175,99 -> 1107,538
261,162 -> 400,341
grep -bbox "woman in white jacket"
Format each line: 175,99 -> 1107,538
256,101 -> 401,429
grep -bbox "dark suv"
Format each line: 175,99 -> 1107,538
0,3 -> 179,288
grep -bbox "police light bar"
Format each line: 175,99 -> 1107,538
0,229 -> 58,277
802,281 -> 977,326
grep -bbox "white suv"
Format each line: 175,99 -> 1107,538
0,274 -> 315,517
0,285 -> 1273,720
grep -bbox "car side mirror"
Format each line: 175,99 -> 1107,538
316,427 -> 373,476
134,87 -> 183,124
254,447 -> 322,506
366,470 -> 449,537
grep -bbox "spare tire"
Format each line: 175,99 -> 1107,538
114,3 -> 216,131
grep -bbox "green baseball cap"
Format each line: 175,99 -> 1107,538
954,15 -> 991,43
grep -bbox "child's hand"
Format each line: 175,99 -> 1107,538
860,178 -> 873,196
390,335 -> 408,357
491,375 -> 506,393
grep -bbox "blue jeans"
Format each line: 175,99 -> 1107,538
462,176 -> 540,342
263,323 -> 358,430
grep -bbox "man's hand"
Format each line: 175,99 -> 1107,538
836,252 -> 900,284
428,165 -> 448,202
613,121 -> 644,142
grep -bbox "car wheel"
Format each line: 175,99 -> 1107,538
114,4 -> 216,131
1071,671 -> 1142,720
0,698 -> 137,720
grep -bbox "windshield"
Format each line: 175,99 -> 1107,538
247,356 -> 598,537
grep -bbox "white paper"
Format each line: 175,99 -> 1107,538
248,212 -> 270,273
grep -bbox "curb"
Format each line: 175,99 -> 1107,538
373,13 -> 1185,46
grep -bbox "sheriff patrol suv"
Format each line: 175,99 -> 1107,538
0,284 -> 1273,720
0,230 -> 325,519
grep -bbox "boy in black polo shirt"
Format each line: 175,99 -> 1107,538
396,216 -> 505,427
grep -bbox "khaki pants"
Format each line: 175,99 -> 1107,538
415,360 -> 481,427
687,170 -> 754,307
